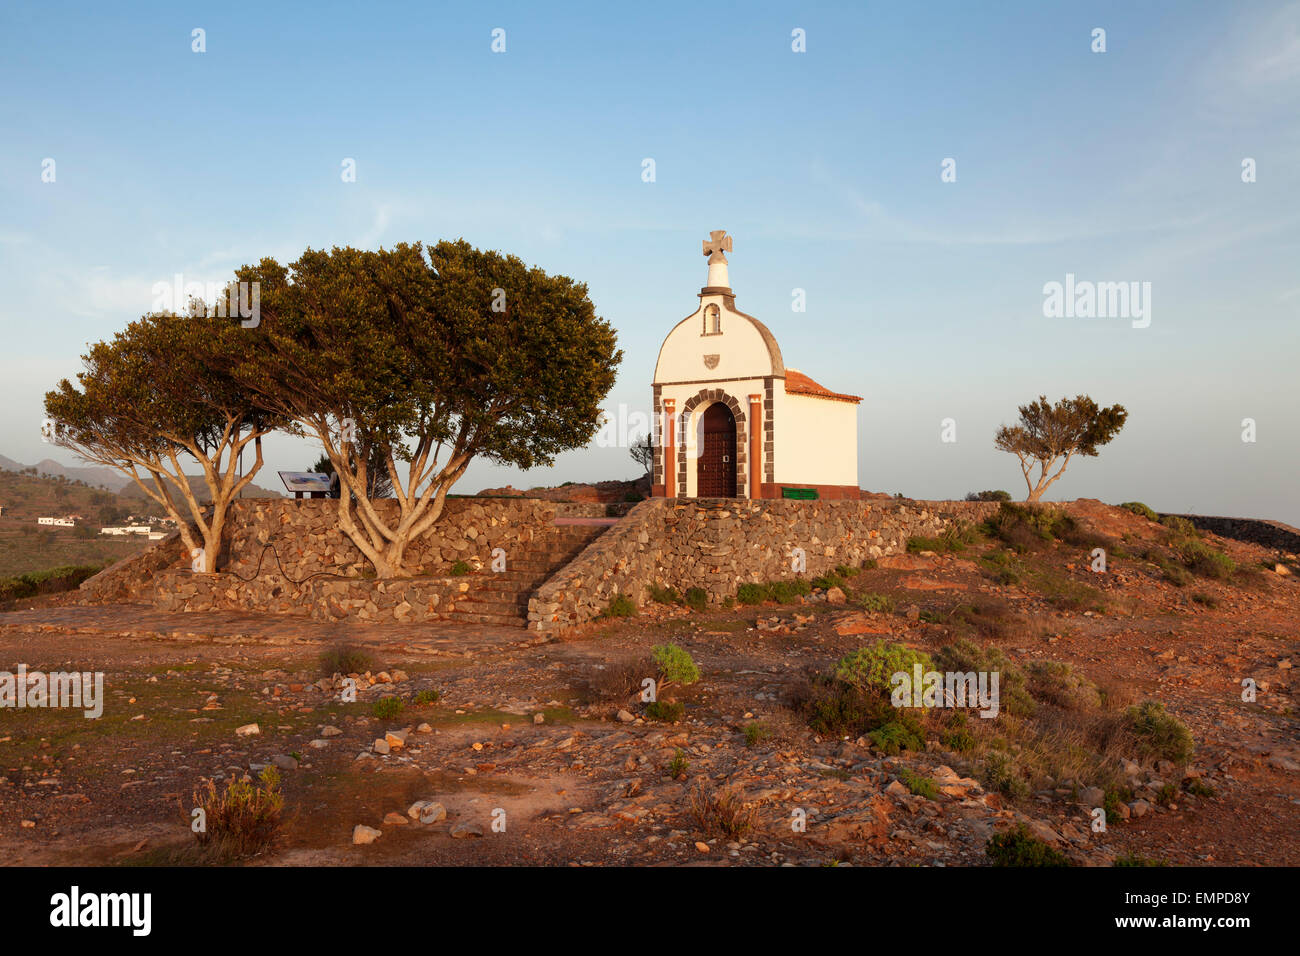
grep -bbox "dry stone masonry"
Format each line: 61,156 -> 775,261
528,498 -> 998,632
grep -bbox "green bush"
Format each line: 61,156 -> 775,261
602,594 -> 638,618
980,551 -> 1025,586
811,573 -> 843,590
933,639 -> 1035,717
737,578 -> 812,604
413,689 -> 440,706
1160,515 -> 1198,538
982,502 -> 1069,552
965,490 -> 1012,502
899,768 -> 940,799
768,578 -> 812,603
1147,551 -> 1191,587
743,722 -> 772,748
867,715 -> 926,755
985,825 -> 1072,867
647,584 -> 680,604
645,700 -> 685,722
667,748 -> 689,779
1126,700 -> 1194,763
833,641 -> 932,698
372,697 -> 405,720
1026,660 -> 1101,710
1175,540 -> 1235,579
796,673 -> 894,737
979,750 -> 1030,800
857,592 -> 895,613
652,643 -> 700,685
1120,502 -> 1158,521
907,523 -> 980,554
320,644 -> 373,677
834,564 -> 860,578
1115,853 -> 1168,867
683,587 -> 708,611
448,560 -> 471,576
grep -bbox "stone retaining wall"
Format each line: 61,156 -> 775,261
527,498 -> 999,632
224,497 -> 559,579
1165,514 -> 1300,554
147,568 -> 471,623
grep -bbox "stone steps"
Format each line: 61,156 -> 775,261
439,523 -> 610,627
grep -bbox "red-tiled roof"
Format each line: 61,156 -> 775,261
784,369 -> 862,404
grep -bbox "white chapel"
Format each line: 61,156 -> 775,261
651,231 -> 862,501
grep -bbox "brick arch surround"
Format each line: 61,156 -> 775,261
677,389 -> 747,498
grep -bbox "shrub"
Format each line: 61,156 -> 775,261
583,659 -> 646,703
794,672 -> 894,737
1190,592 -> 1218,608
320,644 -> 373,677
743,722 -> 772,748
1103,788 -> 1131,824
647,584 -> 680,604
601,593 -> 637,618
834,564 -> 860,578
667,748 -> 689,779
965,490 -> 1012,502
833,640 -> 932,698
645,700 -> 685,722
683,587 -> 708,611
857,592 -> 895,613
1120,502 -> 1158,521
907,523 -> 979,554
1175,540 -> 1235,580
191,767 -> 284,859
737,578 -> 812,604
1126,700 -> 1194,763
979,751 -> 1030,800
811,573 -> 843,590
688,783 -> 757,840
982,502 -> 1067,552
1147,552 -> 1191,587
1026,660 -> 1102,710
899,768 -> 940,799
933,639 -> 1035,717
1160,515 -> 1198,538
768,578 -> 811,603
652,643 -> 700,685
980,551 -> 1024,586
985,825 -> 1071,867
448,560 -> 471,576
413,689 -> 441,706
867,715 -> 926,755
372,697 -> 405,720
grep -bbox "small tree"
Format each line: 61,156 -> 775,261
234,241 -> 621,577
311,451 -> 392,498
994,395 -> 1127,502
44,309 -> 277,570
630,433 -> 654,479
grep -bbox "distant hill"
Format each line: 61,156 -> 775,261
0,455 -> 128,491
116,473 -> 282,503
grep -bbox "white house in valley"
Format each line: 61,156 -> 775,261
651,231 -> 862,500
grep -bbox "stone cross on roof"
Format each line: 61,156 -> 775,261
702,230 -> 732,264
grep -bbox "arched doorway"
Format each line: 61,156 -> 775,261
697,402 -> 737,497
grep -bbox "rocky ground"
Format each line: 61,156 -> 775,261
0,501 -> 1295,867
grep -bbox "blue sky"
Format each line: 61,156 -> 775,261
2,1 -> 1297,522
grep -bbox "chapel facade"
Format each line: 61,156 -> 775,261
651,231 -> 862,500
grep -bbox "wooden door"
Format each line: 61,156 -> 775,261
697,403 -> 736,497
